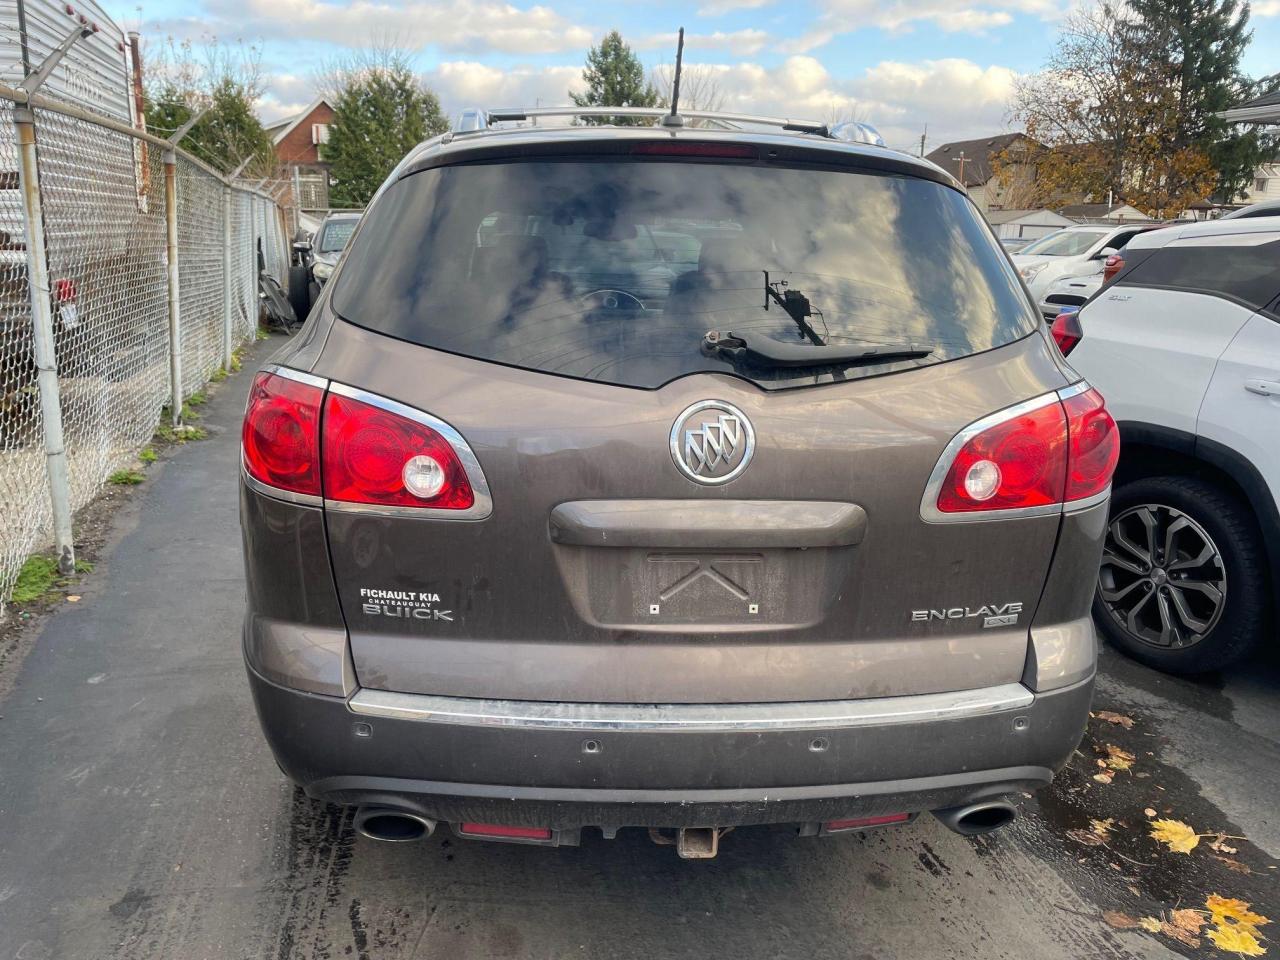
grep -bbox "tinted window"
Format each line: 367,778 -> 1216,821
1019,229 -> 1108,257
1119,238 -> 1280,310
317,219 -> 358,254
331,159 -> 1037,390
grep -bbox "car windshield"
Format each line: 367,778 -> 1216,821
331,158 -> 1038,390
1019,229 -> 1108,257
317,219 -> 357,254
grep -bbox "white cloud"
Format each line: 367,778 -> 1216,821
424,61 -> 585,116
165,0 -> 593,55
782,0 -> 1064,50
640,29 -> 771,56
696,0 -> 773,14
1254,0 -> 1280,13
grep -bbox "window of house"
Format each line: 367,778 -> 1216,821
1257,178 -> 1270,195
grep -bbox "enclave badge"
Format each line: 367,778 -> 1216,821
670,400 -> 756,485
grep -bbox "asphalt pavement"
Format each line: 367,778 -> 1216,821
0,334 -> 1275,960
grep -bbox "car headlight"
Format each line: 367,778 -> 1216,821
313,261 -> 335,282
1018,263 -> 1046,283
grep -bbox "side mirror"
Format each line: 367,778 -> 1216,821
1093,246 -> 1118,261
293,240 -> 312,252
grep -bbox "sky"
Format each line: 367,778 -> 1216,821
115,0 -> 1280,154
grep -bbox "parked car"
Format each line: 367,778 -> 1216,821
1058,215 -> 1280,673
288,211 -> 361,321
1039,273 -> 1102,323
240,108 -> 1118,858
1223,198 -> 1280,219
1012,223 -> 1160,301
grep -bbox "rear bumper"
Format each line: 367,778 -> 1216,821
247,663 -> 1092,830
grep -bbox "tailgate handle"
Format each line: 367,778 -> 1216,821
549,500 -> 867,549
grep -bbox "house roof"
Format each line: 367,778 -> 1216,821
985,208 -> 1075,225
264,97 -> 334,145
924,133 -> 1027,187
1221,88 -> 1280,124
1055,202 -> 1151,220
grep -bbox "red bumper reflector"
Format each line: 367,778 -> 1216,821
459,822 -> 553,840
826,813 -> 910,831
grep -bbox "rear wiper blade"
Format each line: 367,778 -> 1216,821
703,330 -> 933,369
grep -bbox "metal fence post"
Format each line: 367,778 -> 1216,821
13,106 -> 75,574
163,149 -> 182,426
222,185 -> 232,371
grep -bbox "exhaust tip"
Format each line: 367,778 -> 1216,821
355,807 -> 436,843
932,801 -> 1016,837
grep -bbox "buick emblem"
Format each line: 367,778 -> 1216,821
670,400 -> 756,485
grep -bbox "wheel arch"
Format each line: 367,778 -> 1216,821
1114,421 -> 1280,603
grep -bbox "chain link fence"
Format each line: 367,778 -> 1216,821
0,88 -> 288,611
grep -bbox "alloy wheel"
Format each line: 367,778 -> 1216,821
1098,504 -> 1227,649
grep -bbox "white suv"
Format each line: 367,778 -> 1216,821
1013,224 -> 1158,302
1062,216 -> 1280,673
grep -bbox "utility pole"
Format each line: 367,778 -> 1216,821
919,125 -> 927,158
955,150 -> 968,187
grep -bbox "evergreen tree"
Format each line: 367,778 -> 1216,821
570,31 -> 660,125
325,57 -> 449,207
1124,0 -> 1279,200
144,49 -> 274,175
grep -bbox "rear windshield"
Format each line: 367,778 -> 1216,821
331,158 -> 1037,390
317,219 -> 357,254
1019,229 -> 1108,257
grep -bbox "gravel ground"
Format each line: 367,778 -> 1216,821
0,333 -> 1275,960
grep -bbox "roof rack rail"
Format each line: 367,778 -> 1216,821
484,105 -> 829,135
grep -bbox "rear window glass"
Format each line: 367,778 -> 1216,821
317,219 -> 357,254
331,158 -> 1037,390
1019,229 -> 1108,257
1118,238 -> 1280,310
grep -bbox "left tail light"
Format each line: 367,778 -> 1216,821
1051,308 -> 1082,355
322,390 -> 474,510
1102,253 -> 1124,284
922,384 -> 1118,521
242,370 -> 323,497
242,369 -> 489,516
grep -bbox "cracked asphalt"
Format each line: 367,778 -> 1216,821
0,334 -> 1275,960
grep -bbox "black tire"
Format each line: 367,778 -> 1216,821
288,264 -> 312,321
1092,475 -> 1270,674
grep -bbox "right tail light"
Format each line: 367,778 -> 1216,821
923,385 -> 1118,520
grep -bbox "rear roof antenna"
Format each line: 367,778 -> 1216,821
661,27 -> 686,128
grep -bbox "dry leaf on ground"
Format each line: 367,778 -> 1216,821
1091,818 -> 1115,839
1151,818 -> 1201,854
1104,911 -> 1140,930
1144,808 -> 1157,818
1094,710 -> 1135,729
1207,924 -> 1266,956
1139,916 -> 1162,933
1068,828 -> 1106,846
1209,834 -> 1241,855
1207,895 -> 1270,931
1103,745 -> 1137,771
1093,769 -> 1115,784
1215,857 -> 1252,875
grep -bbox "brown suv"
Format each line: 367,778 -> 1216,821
239,109 -> 1119,858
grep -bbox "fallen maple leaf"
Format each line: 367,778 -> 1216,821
1103,745 -> 1136,771
1151,818 -> 1200,854
1138,916 -> 1162,933
1207,924 -> 1266,956
1207,895 -> 1270,931
1209,834 -> 1241,855
1093,770 -> 1115,784
1094,710 -> 1135,729
1170,909 -> 1208,936
1091,818 -> 1115,839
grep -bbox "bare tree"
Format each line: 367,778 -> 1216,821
650,63 -> 726,123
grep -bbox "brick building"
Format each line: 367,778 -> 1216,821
264,98 -> 335,213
